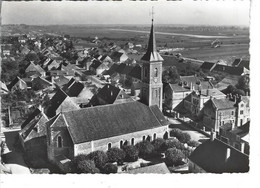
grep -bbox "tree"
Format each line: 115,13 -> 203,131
165,138 -> 184,150
170,129 -> 191,143
24,52 -> 39,62
151,138 -> 167,153
226,85 -> 236,94
233,89 -> 245,96
236,75 -> 250,93
106,147 -> 126,163
69,154 -> 99,174
187,140 -> 200,148
165,148 -> 185,166
135,140 -> 154,158
71,159 -> 99,174
122,145 -> 139,162
87,150 -> 108,169
162,66 -> 180,84
103,163 -> 118,174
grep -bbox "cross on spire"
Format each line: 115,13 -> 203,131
150,6 -> 155,22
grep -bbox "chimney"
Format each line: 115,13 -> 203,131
233,95 -> 237,103
38,104 -> 43,113
240,142 -> 245,153
190,82 -> 193,91
207,89 -> 210,96
210,129 -> 216,141
225,148 -> 231,162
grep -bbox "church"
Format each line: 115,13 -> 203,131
45,18 -> 169,166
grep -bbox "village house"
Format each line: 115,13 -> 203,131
110,51 -> 129,63
218,121 -> 249,155
7,76 -> 28,91
85,84 -> 134,107
24,61 -> 46,77
183,88 -> 226,117
0,81 -> 9,94
200,61 -> 250,76
18,109 -> 49,159
164,76 -> 213,111
46,101 -> 169,167
232,58 -> 250,70
1,45 -> 12,56
89,59 -> 109,75
44,88 -> 80,118
31,76 -> 53,91
202,94 -> 250,132
189,133 -> 249,173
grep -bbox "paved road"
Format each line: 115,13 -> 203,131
167,118 -> 209,143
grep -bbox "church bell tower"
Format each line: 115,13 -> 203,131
140,14 -> 163,110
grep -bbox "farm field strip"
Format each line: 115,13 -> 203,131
109,28 -> 243,39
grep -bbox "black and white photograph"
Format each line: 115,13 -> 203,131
0,0 -> 259,185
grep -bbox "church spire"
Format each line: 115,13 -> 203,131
141,9 -> 163,62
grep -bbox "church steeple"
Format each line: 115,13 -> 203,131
140,9 -> 163,111
141,17 -> 163,62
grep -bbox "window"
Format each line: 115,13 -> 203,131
57,136 -> 62,148
108,143 -> 112,150
240,110 -> 244,115
131,138 -> 135,145
241,104 -> 244,107
120,140 -> 123,149
154,68 -> 158,77
143,136 -> 146,141
153,133 -> 157,140
155,90 -> 158,98
231,111 -> 234,115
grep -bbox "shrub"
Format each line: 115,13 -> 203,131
122,145 -> 139,162
106,147 -> 126,163
151,138 -> 167,153
87,151 -> 108,169
103,163 -> 118,174
165,148 -> 185,166
135,140 -> 154,158
187,140 -> 200,148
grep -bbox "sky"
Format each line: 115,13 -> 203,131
1,0 -> 250,26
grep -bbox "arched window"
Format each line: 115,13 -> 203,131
146,135 -> 151,142
163,132 -> 169,140
153,133 -> 157,140
154,68 -> 158,77
108,143 -> 112,150
57,136 -> 62,148
120,140 -> 123,149
131,138 -> 135,145
142,136 -> 146,141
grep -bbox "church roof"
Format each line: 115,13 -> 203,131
57,101 -> 168,144
141,20 -> 163,62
